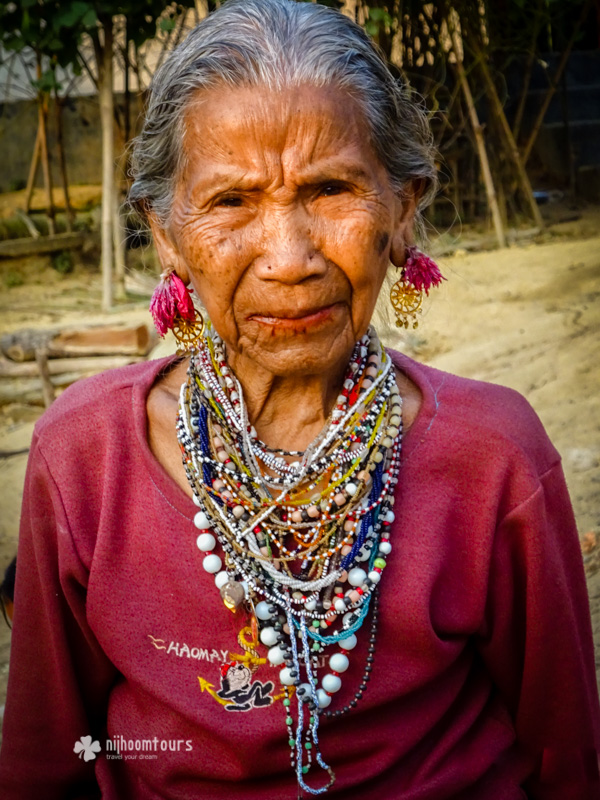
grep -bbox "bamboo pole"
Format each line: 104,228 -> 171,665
512,0 -> 543,143
15,209 -> 40,239
34,348 -> 56,408
512,50 -> 535,144
475,49 -> 544,228
36,55 -> 56,236
24,125 -> 41,214
113,182 -> 127,301
0,355 -> 145,378
114,33 -> 130,305
98,16 -> 115,312
448,23 -> 506,248
54,90 -> 74,232
123,23 -> 130,146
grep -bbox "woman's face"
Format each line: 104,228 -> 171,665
152,83 -> 415,378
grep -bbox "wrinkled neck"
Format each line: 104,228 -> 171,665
227,348 -> 349,453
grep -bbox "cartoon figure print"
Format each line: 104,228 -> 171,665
217,661 -> 274,712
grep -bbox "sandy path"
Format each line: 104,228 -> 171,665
378,234 -> 600,681
0,230 -> 599,733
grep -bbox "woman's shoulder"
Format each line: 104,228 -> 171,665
388,348 -> 560,475
33,356 -> 177,450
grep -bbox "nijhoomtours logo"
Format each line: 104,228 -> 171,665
74,736 -> 101,761
73,735 -> 193,761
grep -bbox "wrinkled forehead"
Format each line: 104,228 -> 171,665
178,82 -> 389,187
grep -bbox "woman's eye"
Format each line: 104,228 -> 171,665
215,195 -> 243,207
318,182 -> 346,197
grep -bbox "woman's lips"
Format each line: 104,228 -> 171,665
248,303 -> 341,330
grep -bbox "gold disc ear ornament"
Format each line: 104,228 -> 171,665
390,274 -> 424,329
172,310 -> 206,354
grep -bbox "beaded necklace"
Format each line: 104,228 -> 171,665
177,324 -> 402,795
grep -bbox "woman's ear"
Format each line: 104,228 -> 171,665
147,212 -> 190,284
389,182 -> 422,268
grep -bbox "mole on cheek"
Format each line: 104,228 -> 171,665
376,231 -> 389,255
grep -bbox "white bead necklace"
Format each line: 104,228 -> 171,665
176,324 -> 402,795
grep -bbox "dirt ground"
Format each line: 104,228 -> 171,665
0,207 -> 599,733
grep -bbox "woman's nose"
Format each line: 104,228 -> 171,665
254,206 -> 327,284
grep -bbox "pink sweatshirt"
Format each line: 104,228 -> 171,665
0,351 -> 598,799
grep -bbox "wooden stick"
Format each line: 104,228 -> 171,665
24,125 -> 41,214
512,0 -> 543,142
0,232 -> 86,259
448,20 -> 506,248
1,324 -> 154,362
0,372 -> 90,405
113,145 -> 130,302
474,46 -> 544,228
15,209 -> 40,239
0,355 -> 145,378
36,55 -> 56,236
98,16 -> 115,312
54,90 -> 75,232
123,21 -> 131,145
34,348 -> 56,408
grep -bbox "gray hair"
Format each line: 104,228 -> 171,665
129,0 -> 437,227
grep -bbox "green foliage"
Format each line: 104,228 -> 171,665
0,2 -> 84,72
8,178 -> 26,192
32,69 -> 61,93
4,270 -> 25,288
361,4 -> 395,51
356,6 -> 392,39
52,250 -> 74,274
159,17 -> 176,33
0,1 -> 195,94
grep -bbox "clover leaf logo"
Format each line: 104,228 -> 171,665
74,735 -> 101,761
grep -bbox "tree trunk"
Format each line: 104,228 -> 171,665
36,55 -> 56,235
123,23 -> 131,145
34,348 -> 56,408
522,0 -> 592,166
476,50 -> 544,228
98,16 -> 115,312
0,354 -> 146,378
113,181 -> 127,301
15,209 -> 40,238
449,25 -> 506,248
1,323 -> 154,362
0,231 -> 85,258
54,91 -> 74,232
512,48 -> 535,144
113,32 -> 131,303
24,125 -> 41,214
512,0 -> 543,143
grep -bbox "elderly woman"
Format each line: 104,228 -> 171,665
1,1 -> 599,798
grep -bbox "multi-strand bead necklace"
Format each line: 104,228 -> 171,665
176,324 -> 402,796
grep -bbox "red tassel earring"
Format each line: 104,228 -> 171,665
390,245 -> 445,329
149,270 -> 205,352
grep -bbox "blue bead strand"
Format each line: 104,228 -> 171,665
340,459 -> 384,570
197,405 -> 217,491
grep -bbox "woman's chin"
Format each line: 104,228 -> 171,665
217,303 -> 355,378
232,325 -> 357,379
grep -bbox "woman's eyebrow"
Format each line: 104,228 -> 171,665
188,170 -> 269,199
295,162 -> 372,185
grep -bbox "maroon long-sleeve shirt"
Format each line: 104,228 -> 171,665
0,351 -> 598,799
